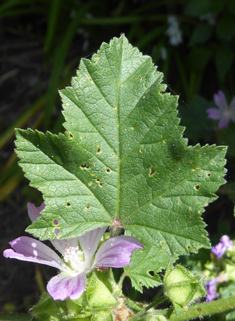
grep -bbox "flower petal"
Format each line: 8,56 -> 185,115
220,235 -> 233,247
27,202 -> 45,222
51,237 -> 79,257
211,243 -> 225,258
218,118 -> 229,128
93,235 -> 144,268
206,108 -> 222,120
214,91 -> 228,110
3,236 -> 70,273
47,272 -> 86,301
79,227 -> 108,269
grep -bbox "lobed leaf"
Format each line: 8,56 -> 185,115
15,35 -> 227,289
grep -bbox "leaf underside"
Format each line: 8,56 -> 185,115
15,35 -> 227,289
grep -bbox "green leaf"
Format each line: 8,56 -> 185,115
216,16 -> 235,41
124,243 -> 166,292
15,36 -> 227,283
189,24 -> 212,46
184,0 -> 211,16
179,95 -> 212,142
215,46 -> 234,81
187,47 -> 212,72
184,0 -> 225,16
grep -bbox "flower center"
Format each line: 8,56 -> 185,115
223,109 -> 232,119
63,245 -> 85,274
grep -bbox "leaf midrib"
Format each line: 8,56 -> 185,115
116,37 -> 124,220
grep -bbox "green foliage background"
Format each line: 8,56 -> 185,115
1,0 -> 235,318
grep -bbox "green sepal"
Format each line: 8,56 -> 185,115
164,265 -> 206,310
30,293 -> 68,321
86,271 -> 118,308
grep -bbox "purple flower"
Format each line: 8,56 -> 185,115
206,91 -> 235,128
3,203 -> 144,301
205,277 -> 220,302
205,274 -> 227,302
211,235 -> 234,259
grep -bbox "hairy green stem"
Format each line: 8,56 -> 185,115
169,296 -> 235,321
131,296 -> 168,320
117,272 -> 126,289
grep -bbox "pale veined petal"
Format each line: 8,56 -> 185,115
214,91 -> 228,110
3,236 -> 70,273
47,272 -> 86,301
93,235 -> 144,268
27,202 -> 45,222
79,227 -> 108,269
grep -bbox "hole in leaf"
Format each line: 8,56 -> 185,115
85,205 -> 90,209
97,178 -> 100,182
106,168 -> 111,173
99,182 -> 103,187
207,173 -> 211,177
69,133 -> 74,139
187,245 -> 191,249
148,271 -> 154,277
53,219 -> 59,226
140,149 -> 143,153
55,228 -> 60,236
194,185 -> 200,190
81,164 -> 90,169
66,202 -> 71,207
97,148 -> 101,153
149,166 -> 156,176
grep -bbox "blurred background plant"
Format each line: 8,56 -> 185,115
0,0 -> 235,319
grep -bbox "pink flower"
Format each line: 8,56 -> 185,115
206,91 -> 235,128
3,203 -> 144,301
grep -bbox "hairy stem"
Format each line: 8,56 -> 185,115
130,296 -> 168,320
169,296 -> 235,321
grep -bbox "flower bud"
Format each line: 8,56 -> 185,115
164,265 -> 206,308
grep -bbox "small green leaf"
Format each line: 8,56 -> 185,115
215,46 -> 234,81
189,24 -> 212,46
184,0 -> 211,16
187,47 -> 212,72
216,16 -> 235,41
125,244 -> 166,291
179,95 -> 212,142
